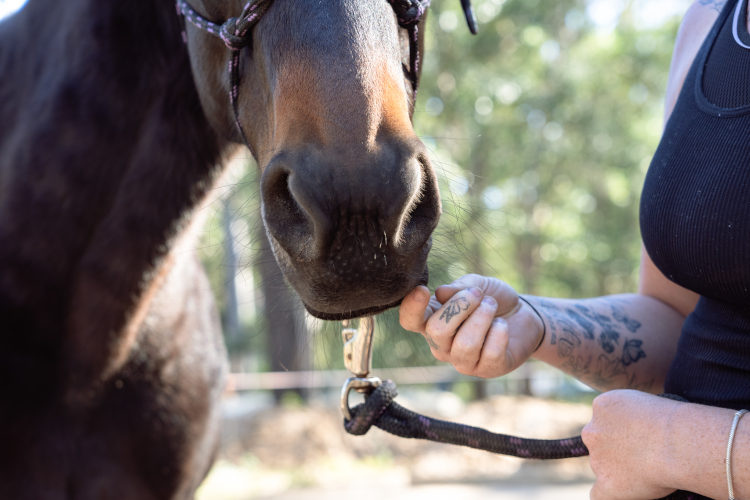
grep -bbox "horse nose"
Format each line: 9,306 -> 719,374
260,145 -> 441,263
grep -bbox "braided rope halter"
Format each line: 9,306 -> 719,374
176,0 -> 271,148
175,0 -> 477,147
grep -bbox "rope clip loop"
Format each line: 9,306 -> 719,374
341,316 -> 375,378
340,376 -> 382,421
340,316 -> 380,420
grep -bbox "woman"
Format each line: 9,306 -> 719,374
399,0 -> 750,498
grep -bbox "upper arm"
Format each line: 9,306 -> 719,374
637,1 -> 718,318
662,1 -> 724,123
639,247 -> 699,318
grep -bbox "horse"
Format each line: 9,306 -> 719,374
0,0 -> 470,497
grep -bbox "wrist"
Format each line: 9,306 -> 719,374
658,397 -> 685,490
518,295 -> 546,352
664,400 -> 738,498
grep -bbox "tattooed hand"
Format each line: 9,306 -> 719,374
398,274 -> 545,378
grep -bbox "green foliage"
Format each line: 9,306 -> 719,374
418,0 -> 683,299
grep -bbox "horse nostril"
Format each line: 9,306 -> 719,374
260,162 -> 318,261
395,154 -> 442,253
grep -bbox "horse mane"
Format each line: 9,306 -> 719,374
0,0 -> 226,406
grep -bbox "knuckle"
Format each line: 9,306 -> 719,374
475,364 -> 499,379
432,349 -> 449,362
581,422 -> 598,449
450,336 -> 474,355
424,321 -> 450,341
590,392 -> 611,413
480,347 -> 503,367
453,362 -> 477,376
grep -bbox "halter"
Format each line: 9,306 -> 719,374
175,0 -> 477,147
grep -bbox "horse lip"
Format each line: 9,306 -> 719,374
303,298 -> 404,321
301,267 -> 429,321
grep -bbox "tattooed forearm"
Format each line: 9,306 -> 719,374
439,296 -> 471,323
539,298 -> 652,392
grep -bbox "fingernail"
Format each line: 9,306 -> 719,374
482,296 -> 496,307
468,287 -> 482,298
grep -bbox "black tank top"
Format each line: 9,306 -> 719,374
641,0 -> 750,406
641,2 -> 750,497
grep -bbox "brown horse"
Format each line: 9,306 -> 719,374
0,0 -> 464,497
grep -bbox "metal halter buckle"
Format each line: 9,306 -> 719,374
340,316 -> 381,420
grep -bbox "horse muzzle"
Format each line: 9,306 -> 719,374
259,141 -> 440,319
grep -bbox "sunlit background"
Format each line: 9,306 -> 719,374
0,0 -> 25,19
1,0 -> 693,498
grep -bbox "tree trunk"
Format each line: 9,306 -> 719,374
256,222 -> 311,404
222,197 -> 240,342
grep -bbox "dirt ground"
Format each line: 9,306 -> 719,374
197,391 -> 595,499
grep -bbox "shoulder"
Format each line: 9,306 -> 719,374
663,0 -> 726,119
694,0 -> 728,14
677,0 -> 725,48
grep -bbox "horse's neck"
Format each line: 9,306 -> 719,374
0,0 -> 226,396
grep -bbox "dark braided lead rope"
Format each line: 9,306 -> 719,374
344,380 -> 589,460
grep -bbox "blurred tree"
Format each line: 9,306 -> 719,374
222,197 -> 240,342
418,0 -> 683,298
256,216 -> 311,403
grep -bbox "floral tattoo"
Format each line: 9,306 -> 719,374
538,298 -> 652,391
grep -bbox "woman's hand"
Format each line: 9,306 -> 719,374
398,274 -> 544,378
583,390 -> 679,500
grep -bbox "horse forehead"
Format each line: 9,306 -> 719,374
257,1 -> 413,149
263,0 -> 405,100
262,0 -> 400,61
270,55 -> 411,148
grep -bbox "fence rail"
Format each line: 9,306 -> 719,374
227,363 -> 577,394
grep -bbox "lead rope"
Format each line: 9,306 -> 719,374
345,379 -> 589,459
340,317 -> 589,460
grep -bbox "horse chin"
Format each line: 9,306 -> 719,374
302,298 -> 405,321
266,231 -> 432,321
298,265 -> 429,321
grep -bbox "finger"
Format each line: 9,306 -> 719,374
449,296 -> 498,373
489,282 -> 520,316
474,316 -> 511,377
435,284 -> 461,304
425,287 -> 483,353
435,274 -> 486,303
399,285 -> 432,333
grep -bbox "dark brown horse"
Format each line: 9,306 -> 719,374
0,0 -> 454,498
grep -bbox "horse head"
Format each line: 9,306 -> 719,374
182,0 -> 446,319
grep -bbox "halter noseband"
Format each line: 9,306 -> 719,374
175,0 -> 476,147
